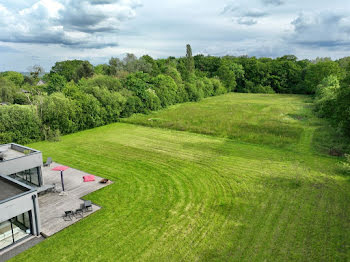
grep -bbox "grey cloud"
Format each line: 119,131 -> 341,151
0,0 -> 140,48
237,18 -> 257,25
222,3 -> 269,26
288,11 -> 350,49
261,0 -> 284,6
58,0 -> 139,33
243,9 -> 269,18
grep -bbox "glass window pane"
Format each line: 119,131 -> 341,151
12,212 -> 31,243
0,220 -> 14,250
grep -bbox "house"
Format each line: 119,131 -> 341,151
36,80 -> 45,86
0,143 -> 42,251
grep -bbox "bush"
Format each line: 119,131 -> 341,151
185,82 -> 204,102
202,77 -> 214,97
0,77 -> 16,103
39,93 -> 80,134
80,75 -> 122,92
211,78 -> 226,95
0,105 -> 42,144
152,74 -> 178,107
340,154 -> 350,174
248,85 -> 275,94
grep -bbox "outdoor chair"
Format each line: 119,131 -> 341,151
74,208 -> 84,218
44,157 -> 52,167
63,210 -> 74,221
83,200 -> 93,212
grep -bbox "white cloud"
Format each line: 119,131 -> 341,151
0,0 -> 141,48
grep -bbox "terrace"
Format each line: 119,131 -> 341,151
38,162 -> 111,237
0,176 -> 29,203
0,144 -> 37,162
0,144 -> 43,184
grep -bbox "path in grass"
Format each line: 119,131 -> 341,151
11,121 -> 349,261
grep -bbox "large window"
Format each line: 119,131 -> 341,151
9,167 -> 41,186
0,211 -> 32,250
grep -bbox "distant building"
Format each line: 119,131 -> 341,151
36,80 -> 45,86
20,89 -> 30,94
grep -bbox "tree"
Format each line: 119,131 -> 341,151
0,71 -> 24,87
109,57 -> 124,76
94,64 -> 110,75
0,105 -> 42,144
46,73 -> 67,94
141,55 -> 161,76
39,93 -> 79,134
152,74 -> 178,107
0,77 -> 15,103
314,75 -> 340,119
217,60 -> 244,92
304,61 -> 345,94
50,60 -> 87,82
76,61 -> 94,80
183,44 -> 195,81
28,65 -> 44,82
186,44 -> 195,73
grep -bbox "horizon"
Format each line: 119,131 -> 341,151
0,0 -> 349,71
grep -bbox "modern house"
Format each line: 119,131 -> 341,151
0,143 -> 42,251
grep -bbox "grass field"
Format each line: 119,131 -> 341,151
11,93 -> 349,261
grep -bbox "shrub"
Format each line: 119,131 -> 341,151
0,105 -> 42,144
202,77 -> 214,97
248,85 -> 275,94
211,78 -> 226,95
185,82 -> 204,102
152,74 -> 178,107
39,93 -> 79,134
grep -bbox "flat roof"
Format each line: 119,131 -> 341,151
0,143 -> 40,162
0,176 -> 30,202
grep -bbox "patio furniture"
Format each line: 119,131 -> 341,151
44,157 -> 52,167
83,175 -> 95,182
74,208 -> 84,218
63,210 -> 74,221
100,178 -> 110,184
83,200 -> 93,212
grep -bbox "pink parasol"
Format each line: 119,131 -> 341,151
52,165 -> 69,191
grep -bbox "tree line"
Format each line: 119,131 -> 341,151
0,45 -> 349,145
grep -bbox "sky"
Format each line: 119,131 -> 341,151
0,0 -> 349,71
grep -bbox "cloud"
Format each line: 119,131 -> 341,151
261,0 -> 284,6
288,11 -> 350,49
243,9 -> 269,18
221,3 -> 269,26
237,18 -> 257,26
0,0 -> 141,48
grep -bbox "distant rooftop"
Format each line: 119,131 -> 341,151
0,176 -> 30,202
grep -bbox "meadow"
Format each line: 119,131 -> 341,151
11,93 -> 349,261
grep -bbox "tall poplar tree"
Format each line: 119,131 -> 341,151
185,44 -> 195,81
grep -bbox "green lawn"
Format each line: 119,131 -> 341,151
11,94 -> 349,261
123,93 -> 314,150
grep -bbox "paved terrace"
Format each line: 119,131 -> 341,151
0,144 -> 25,161
39,162 -> 111,236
